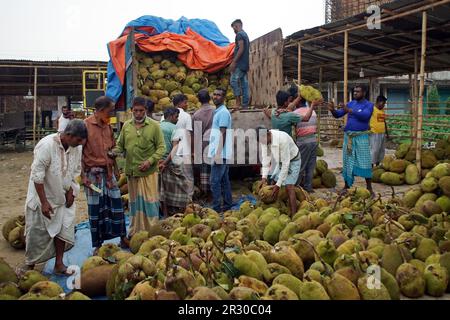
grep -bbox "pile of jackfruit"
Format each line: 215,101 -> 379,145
136,50 -> 234,112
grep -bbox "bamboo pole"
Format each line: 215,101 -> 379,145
416,11 -> 427,174
344,31 -> 349,105
297,42 -> 302,85
33,67 -> 38,146
412,49 -> 419,149
318,67 -> 323,143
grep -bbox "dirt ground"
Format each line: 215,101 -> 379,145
0,149 -> 88,269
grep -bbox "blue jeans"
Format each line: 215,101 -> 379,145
210,162 -> 233,213
230,68 -> 250,107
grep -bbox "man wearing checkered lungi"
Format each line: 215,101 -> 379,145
82,96 -> 128,253
159,107 -> 191,217
329,85 -> 375,198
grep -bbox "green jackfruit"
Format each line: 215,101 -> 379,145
316,160 -> 328,175
436,195 -> 450,212
421,150 -> 437,169
321,170 -> 337,188
405,164 -> 421,185
380,172 -> 404,186
382,155 -> 395,171
396,263 -> 425,298
357,275 -> 391,300
299,280 -> 330,300
390,159 -> 408,173
372,168 -> 385,183
439,176 -> 450,197
421,177 -> 439,193
395,143 -> 411,159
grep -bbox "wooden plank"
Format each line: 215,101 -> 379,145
298,43 -> 302,85
416,11 -> 427,174
344,31 -> 349,105
248,28 -> 284,107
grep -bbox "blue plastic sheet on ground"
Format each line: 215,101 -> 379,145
43,217 -> 130,298
231,195 -> 257,211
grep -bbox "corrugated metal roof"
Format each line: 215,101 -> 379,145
282,0 -> 450,83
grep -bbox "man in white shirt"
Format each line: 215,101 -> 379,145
57,105 -> 74,132
171,94 -> 194,198
24,119 -> 86,275
258,126 -> 301,215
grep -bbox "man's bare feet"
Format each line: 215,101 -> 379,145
54,263 -> 74,276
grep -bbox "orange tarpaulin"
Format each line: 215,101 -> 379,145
108,28 -> 235,86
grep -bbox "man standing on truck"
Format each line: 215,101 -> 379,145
230,19 -> 250,109
114,97 -> 166,236
258,126 -> 301,216
192,89 -> 215,199
208,88 -> 233,214
328,85 -> 375,197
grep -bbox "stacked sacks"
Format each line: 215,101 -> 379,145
135,50 -> 234,112
312,160 -> 337,189
2,215 -> 26,250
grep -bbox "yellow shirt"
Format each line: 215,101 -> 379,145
370,107 -> 386,134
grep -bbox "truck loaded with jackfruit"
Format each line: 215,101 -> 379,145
106,18 -> 321,165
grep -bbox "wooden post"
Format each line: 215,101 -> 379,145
33,67 -> 38,146
318,67 -> 323,143
412,49 -> 419,148
344,31 -> 349,105
297,42 -> 302,85
416,11 -> 427,174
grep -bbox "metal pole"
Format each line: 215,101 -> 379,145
33,67 -> 38,146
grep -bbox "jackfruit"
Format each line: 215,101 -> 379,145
316,160 -> 328,175
405,164 -> 421,185
372,168 -> 385,183
389,159 -> 408,173
439,176 -> 450,196
380,172 -> 404,186
382,155 -> 395,171
436,195 -> 450,212
421,150 -> 437,169
431,163 -> 450,179
421,177 -> 438,193
395,143 -> 411,159
321,170 -> 337,188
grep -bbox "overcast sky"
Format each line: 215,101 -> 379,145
0,0 -> 324,61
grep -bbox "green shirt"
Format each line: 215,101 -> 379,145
160,120 -> 177,160
271,109 -> 302,136
115,118 -> 166,177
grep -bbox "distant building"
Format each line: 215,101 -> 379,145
325,0 -> 395,23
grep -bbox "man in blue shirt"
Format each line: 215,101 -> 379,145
329,85 -> 375,197
208,88 -> 233,213
230,19 -> 250,109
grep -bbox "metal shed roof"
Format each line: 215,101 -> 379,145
283,0 -> 450,83
0,60 -> 107,97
